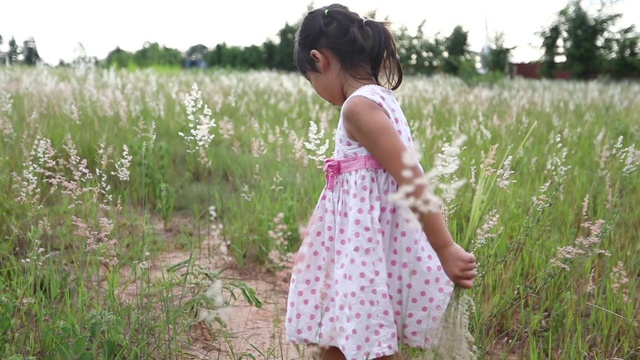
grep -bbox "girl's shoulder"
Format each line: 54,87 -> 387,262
352,84 -> 393,97
348,84 -> 396,107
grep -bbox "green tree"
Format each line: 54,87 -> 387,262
607,25 -> 640,78
263,39 -> 277,69
442,25 -> 473,75
186,44 -> 208,60
396,21 -> 445,76
542,0 -> 623,79
480,32 -> 513,74
539,23 -> 562,78
562,0 -> 620,78
133,42 -> 182,68
105,47 -> 133,68
274,22 -> 297,71
241,45 -> 265,69
8,37 -> 19,65
22,37 -> 41,66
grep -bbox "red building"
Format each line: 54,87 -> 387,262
510,62 -> 573,79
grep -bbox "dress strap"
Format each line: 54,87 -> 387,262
323,155 -> 383,190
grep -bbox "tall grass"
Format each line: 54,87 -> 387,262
1,66 -> 638,359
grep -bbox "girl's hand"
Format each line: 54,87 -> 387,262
437,243 -> 477,289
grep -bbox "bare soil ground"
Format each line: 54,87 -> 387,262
117,218 -> 302,360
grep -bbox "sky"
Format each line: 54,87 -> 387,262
1,0 -> 639,65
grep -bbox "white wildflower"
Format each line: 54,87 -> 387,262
111,144 -> 132,181
179,82 -> 216,153
304,120 -> 330,164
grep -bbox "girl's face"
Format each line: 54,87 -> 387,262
305,49 -> 347,106
306,70 -> 335,104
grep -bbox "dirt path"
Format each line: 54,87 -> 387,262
181,275 -> 300,360
117,219 -> 302,360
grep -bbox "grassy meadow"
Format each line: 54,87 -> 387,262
0,65 -> 639,359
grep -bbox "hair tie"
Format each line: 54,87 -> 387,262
362,17 -> 368,26
324,9 -> 329,16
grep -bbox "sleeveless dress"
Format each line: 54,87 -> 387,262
285,85 -> 454,360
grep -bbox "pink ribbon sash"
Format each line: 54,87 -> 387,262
323,155 -> 384,190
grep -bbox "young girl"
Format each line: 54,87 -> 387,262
286,4 -> 477,360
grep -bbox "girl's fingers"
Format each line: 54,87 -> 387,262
463,262 -> 477,271
456,279 -> 474,288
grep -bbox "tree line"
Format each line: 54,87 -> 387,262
1,0 -> 639,80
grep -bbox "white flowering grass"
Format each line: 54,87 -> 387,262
1,67 -> 639,359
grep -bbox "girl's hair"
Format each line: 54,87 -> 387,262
294,3 -> 403,90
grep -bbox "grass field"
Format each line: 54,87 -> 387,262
1,66 -> 639,359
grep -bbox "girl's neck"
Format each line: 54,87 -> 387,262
342,76 -> 378,99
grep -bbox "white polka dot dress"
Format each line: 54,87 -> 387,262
285,85 -> 454,360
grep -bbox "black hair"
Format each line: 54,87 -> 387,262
294,3 -> 403,90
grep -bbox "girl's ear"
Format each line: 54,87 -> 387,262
310,50 -> 328,72
310,49 -> 321,62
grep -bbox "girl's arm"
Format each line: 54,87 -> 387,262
342,96 -> 476,288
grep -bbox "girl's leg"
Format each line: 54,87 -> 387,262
319,346 -> 346,360
318,346 -> 401,360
